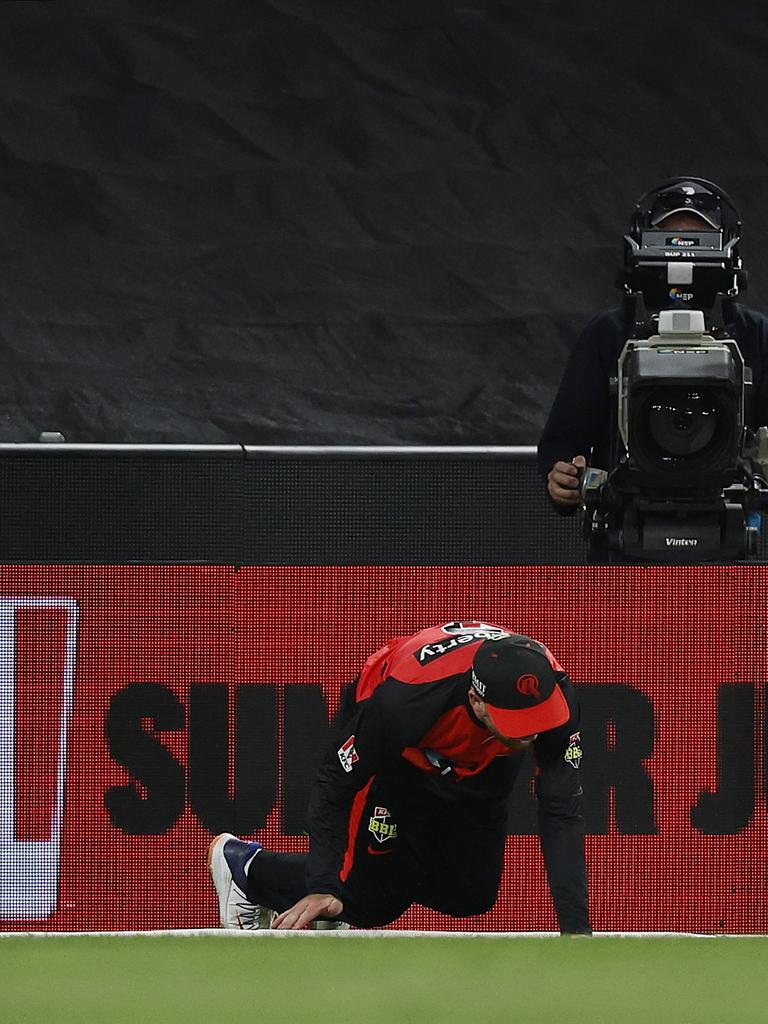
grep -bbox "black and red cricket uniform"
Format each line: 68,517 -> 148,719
247,623 -> 590,932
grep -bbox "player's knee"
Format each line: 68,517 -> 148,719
437,891 -> 497,918
343,898 -> 411,928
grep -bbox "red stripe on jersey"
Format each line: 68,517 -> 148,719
340,776 -> 375,883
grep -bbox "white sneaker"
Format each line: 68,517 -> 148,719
207,833 -> 275,930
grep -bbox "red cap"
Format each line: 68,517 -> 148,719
471,636 -> 570,738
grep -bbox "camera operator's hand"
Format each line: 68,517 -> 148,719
547,455 -> 587,507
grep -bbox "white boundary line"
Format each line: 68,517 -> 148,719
1,930 -> 767,939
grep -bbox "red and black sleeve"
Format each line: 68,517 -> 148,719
305,680 -> 406,897
533,673 -> 591,934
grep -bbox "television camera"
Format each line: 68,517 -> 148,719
583,178 -> 768,563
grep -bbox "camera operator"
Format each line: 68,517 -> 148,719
538,179 -> 768,513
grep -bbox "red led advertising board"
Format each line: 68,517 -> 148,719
0,565 -> 766,933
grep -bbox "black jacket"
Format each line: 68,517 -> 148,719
305,623 -> 590,933
537,300 -> 768,485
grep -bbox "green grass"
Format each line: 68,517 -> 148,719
1,934 -> 766,1024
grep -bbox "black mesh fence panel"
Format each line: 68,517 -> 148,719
0,448 -> 589,565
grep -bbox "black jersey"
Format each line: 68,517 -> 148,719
305,623 -> 589,932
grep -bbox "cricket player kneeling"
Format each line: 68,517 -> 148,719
208,622 -> 591,933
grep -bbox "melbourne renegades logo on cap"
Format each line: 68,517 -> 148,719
516,674 -> 541,700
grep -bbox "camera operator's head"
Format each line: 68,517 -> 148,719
655,211 -> 713,232
619,177 -> 745,312
646,179 -> 724,231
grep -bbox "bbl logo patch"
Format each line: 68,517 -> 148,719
564,732 -> 582,769
368,806 -> 398,843
337,735 -> 359,773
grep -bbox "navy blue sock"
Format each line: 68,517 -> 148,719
245,850 -> 308,913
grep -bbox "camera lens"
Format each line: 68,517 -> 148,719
645,387 -> 719,457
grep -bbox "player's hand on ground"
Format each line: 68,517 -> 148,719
272,893 -> 344,930
547,455 -> 587,506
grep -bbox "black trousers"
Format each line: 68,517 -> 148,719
246,778 -> 507,928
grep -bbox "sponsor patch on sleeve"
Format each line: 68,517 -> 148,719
564,732 -> 582,769
337,735 -> 360,773
368,806 -> 398,843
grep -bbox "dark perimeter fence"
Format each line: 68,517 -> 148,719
0,444 -> 589,564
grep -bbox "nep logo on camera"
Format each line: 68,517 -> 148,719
667,236 -> 697,246
669,287 -> 694,302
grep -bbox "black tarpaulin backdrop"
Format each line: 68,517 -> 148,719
1,0 -> 767,443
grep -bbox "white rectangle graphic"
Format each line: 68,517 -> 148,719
0,598 -> 78,919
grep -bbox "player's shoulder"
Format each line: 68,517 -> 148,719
387,621 -> 512,685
